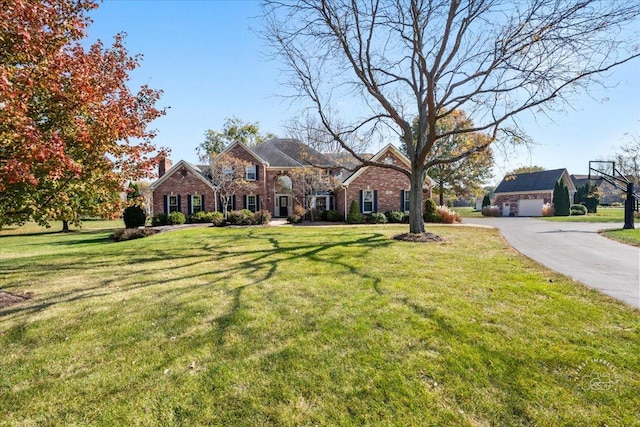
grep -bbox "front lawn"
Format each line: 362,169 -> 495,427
541,207 -> 624,223
601,228 -> 640,247
1,225 -> 639,426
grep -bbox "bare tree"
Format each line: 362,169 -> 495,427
209,154 -> 252,219
614,134 -> 640,183
263,0 -> 640,234
289,167 -> 340,221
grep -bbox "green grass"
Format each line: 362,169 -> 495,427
601,228 -> 640,247
451,206 -> 483,218
541,207 -> 624,223
1,224 -> 639,426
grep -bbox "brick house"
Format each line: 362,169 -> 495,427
493,168 -> 576,216
150,139 -> 434,219
336,144 -> 434,219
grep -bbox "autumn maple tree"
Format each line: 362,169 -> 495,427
0,0 -> 167,229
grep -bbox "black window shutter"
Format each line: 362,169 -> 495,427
255,164 -> 259,181
163,195 -> 168,214
400,190 -> 405,211
243,195 -> 247,210
373,190 -> 378,212
187,195 -> 192,214
256,195 -> 260,212
201,195 -> 205,211
359,190 -> 363,213
177,195 -> 182,213
232,195 -> 236,211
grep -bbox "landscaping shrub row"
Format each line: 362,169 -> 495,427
151,210 -> 271,227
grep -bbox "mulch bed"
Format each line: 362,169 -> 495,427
393,232 -> 448,243
0,291 -> 33,309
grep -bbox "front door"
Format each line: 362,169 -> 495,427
279,195 -> 289,217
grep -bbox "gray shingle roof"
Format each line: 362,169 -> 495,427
251,138 -> 333,167
495,169 -> 567,193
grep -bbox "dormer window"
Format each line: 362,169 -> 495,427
383,156 -> 393,165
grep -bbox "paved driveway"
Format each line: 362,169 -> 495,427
464,217 -> 640,308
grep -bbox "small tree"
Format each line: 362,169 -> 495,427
209,154 -> 252,219
289,167 -> 339,222
482,195 -> 491,208
574,181 -> 599,213
553,181 -> 570,216
423,199 -> 440,223
346,200 -> 364,224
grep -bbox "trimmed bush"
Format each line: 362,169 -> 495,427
189,211 -> 217,224
254,210 -> 272,225
423,199 -> 440,223
436,205 -> 461,224
541,203 -> 555,217
570,204 -> 587,216
151,213 -> 168,226
227,210 -> 255,225
482,194 -> 491,207
326,210 -> 344,222
385,210 -> 405,223
368,212 -> 387,224
210,211 -> 225,226
166,211 -> 186,225
482,205 -> 500,217
123,205 -> 146,229
287,214 -> 302,224
346,200 -> 365,224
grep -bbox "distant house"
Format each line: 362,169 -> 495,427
570,174 -> 623,206
493,168 -> 576,216
150,139 -> 434,220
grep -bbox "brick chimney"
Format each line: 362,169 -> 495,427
158,157 -> 173,177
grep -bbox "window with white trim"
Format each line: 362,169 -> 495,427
169,195 -> 179,213
245,165 -> 257,181
362,190 -> 374,214
247,195 -> 257,212
403,190 -> 410,212
192,195 -> 202,213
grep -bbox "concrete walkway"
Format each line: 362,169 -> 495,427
464,217 -> 640,309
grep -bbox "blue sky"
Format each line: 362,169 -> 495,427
88,1 -> 640,183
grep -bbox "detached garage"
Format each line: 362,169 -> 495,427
493,169 -> 576,217
518,199 -> 544,217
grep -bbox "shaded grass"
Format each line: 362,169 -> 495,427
602,228 -> 640,247
541,207 -> 624,223
1,225 -> 639,426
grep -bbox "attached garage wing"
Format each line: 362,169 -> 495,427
518,199 -> 544,217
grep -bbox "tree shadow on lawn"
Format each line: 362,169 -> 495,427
0,229 -> 392,320
2,228 -> 629,424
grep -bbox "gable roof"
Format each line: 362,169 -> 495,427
222,140 -> 270,165
571,174 -> 605,189
149,160 -> 214,191
342,144 -> 435,188
495,168 -> 572,194
250,138 -> 333,168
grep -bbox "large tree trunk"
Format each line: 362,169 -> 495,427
61,220 -> 70,232
438,181 -> 444,206
408,167 -> 425,234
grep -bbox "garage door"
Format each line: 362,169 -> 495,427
518,199 -> 544,217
